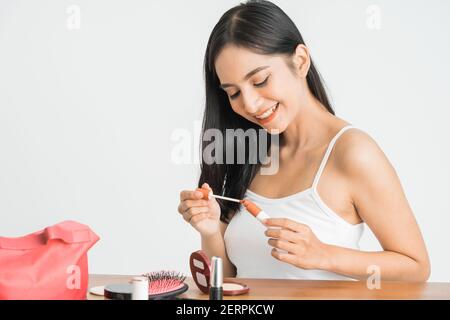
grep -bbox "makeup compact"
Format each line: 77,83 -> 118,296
189,250 -> 249,296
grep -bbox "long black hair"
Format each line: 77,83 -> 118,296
199,0 -> 334,223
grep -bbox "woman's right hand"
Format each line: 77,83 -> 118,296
178,183 -> 221,237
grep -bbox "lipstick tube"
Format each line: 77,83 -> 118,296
209,256 -> 223,300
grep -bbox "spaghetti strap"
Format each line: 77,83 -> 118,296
311,125 -> 354,191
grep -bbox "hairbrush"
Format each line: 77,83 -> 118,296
103,270 -> 188,300
144,270 -> 187,298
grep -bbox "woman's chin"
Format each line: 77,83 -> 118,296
260,119 -> 287,134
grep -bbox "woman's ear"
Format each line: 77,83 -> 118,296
291,44 -> 311,78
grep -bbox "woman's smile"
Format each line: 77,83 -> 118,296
254,102 -> 279,125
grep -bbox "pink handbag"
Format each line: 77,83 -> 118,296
0,220 -> 99,300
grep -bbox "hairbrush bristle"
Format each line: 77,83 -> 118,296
143,270 -> 186,295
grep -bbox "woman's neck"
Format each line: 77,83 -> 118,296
281,94 -> 336,152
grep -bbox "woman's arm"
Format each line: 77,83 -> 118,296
265,129 -> 430,281
201,220 -> 237,278
331,129 -> 430,280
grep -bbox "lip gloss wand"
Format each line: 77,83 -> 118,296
196,187 -> 270,224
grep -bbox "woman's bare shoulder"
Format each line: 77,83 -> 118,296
332,127 -> 394,178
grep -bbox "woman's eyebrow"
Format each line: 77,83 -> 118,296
220,65 -> 270,89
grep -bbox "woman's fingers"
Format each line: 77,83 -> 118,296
178,187 -> 217,226
180,190 -> 204,201
264,218 -> 309,233
180,190 -> 194,201
178,199 -> 210,214
190,212 -> 210,224
267,238 -> 297,253
265,228 -> 299,242
202,183 -> 212,191
182,206 -> 210,223
178,189 -> 211,215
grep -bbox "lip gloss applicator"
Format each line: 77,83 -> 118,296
196,188 -> 240,203
196,187 -> 270,224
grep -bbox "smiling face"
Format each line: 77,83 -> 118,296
214,44 -> 311,133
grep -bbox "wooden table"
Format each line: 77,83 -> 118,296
88,274 -> 450,300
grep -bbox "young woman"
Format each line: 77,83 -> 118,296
177,0 -> 430,281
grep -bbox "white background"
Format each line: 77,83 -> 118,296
1,0 -> 449,281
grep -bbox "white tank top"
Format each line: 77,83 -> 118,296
224,125 -> 364,280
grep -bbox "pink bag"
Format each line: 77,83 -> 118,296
0,220 -> 99,300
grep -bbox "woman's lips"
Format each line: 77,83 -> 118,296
256,103 -> 279,125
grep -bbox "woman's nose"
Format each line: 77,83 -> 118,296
242,89 -> 263,114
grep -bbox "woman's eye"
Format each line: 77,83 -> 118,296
227,75 -> 270,100
229,91 -> 240,99
254,75 -> 270,87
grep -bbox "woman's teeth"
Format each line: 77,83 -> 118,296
255,104 -> 278,119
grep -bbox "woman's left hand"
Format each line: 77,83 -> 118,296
264,218 -> 332,270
